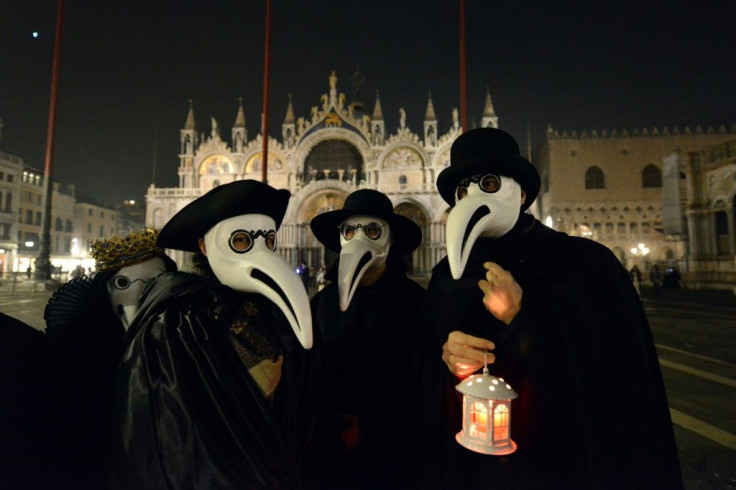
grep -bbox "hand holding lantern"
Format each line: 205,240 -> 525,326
442,331 -> 495,378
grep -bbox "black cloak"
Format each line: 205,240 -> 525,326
307,257 -> 425,489
420,214 -> 682,489
111,272 -> 320,490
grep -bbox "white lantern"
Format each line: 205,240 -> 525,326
455,364 -> 518,455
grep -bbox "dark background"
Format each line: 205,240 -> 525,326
1,0 -> 733,205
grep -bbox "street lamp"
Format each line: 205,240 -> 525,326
631,243 -> 649,257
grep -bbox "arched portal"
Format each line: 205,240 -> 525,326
394,201 -> 429,273
297,189 -> 350,269
303,140 -> 363,184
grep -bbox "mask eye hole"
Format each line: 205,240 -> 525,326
455,185 -> 469,202
339,224 -> 357,240
364,222 -> 383,240
113,276 -> 130,290
229,230 -> 254,253
264,231 -> 277,251
479,174 -> 501,193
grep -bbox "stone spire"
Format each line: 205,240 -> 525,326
372,90 -> 384,121
424,91 -> 437,121
179,99 -> 197,187
184,99 -> 196,130
481,87 -> 498,128
282,94 -> 296,150
284,93 -> 295,124
234,97 -> 246,128
371,90 -> 385,146
424,91 -> 438,147
232,97 -> 247,153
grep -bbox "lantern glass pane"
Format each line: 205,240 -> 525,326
470,401 -> 488,439
493,403 -> 510,441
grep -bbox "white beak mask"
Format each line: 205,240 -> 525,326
107,257 -> 168,331
337,215 -> 390,312
204,214 -> 313,349
446,174 -> 522,279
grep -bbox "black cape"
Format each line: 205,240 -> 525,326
307,257 -> 425,489
111,272 -> 320,490
0,312 -> 76,489
420,214 -> 682,489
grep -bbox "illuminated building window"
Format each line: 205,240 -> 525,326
642,164 -> 662,188
585,166 -> 605,189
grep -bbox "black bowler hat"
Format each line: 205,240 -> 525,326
158,180 -> 291,252
436,128 -> 540,210
310,189 -> 421,256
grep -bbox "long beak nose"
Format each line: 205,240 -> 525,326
446,195 -> 493,279
337,239 -> 375,312
120,305 -> 137,331
249,250 -> 313,349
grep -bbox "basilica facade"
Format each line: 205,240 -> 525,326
146,72 -> 499,275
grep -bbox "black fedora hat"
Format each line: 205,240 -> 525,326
436,128 -> 540,210
158,180 -> 291,252
310,189 -> 421,256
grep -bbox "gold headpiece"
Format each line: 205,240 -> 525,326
90,226 -> 165,272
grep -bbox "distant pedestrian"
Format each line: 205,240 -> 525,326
25,265 -> 32,279
630,264 -> 642,296
650,264 -> 663,296
316,266 -> 326,291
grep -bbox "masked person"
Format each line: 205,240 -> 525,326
306,189 -> 424,489
43,227 -> 176,489
111,180 -> 318,490
419,128 -> 682,490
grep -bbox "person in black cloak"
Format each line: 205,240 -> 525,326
43,226 -> 176,489
0,312 -> 72,489
110,180 -> 319,490
307,189 -> 425,489
419,128 -> 682,489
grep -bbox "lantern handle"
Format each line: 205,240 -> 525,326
483,351 -> 489,376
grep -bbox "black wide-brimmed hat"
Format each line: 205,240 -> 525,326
158,180 -> 291,252
310,189 -> 421,255
436,128 -> 540,210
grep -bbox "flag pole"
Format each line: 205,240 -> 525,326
35,0 -> 65,281
459,0 -> 468,132
261,0 -> 272,183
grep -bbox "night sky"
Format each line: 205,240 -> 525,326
1,0 -> 733,205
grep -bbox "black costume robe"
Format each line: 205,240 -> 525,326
308,257 -> 425,489
111,272 -> 320,490
420,214 -> 682,489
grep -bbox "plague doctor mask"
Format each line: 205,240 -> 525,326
337,215 -> 390,312
202,213 -> 312,349
107,257 -> 168,330
446,174 -> 523,279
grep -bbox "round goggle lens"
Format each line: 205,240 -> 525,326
113,276 -> 131,290
229,231 -> 254,253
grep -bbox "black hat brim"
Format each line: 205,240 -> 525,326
158,180 -> 291,252
436,155 -> 540,210
310,209 -> 421,256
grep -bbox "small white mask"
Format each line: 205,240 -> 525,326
337,215 -> 390,311
446,174 -> 521,279
204,214 -> 313,349
107,257 -> 167,331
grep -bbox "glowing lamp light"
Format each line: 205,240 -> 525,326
455,364 -> 518,456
